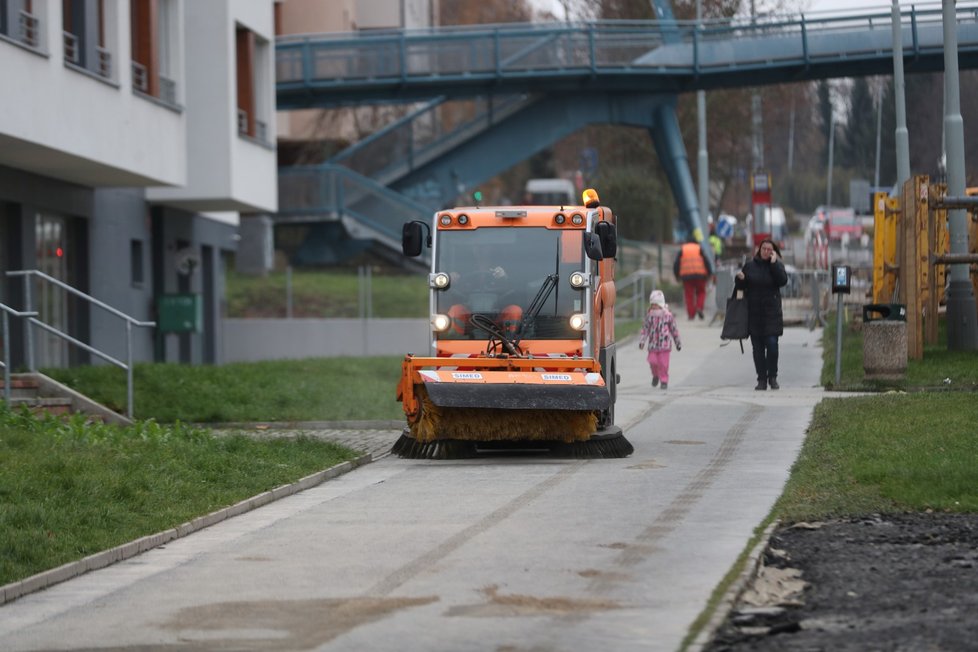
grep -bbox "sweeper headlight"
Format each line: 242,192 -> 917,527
570,213 -> 585,225
569,271 -> 589,288
431,313 -> 452,331
429,272 -> 451,289
568,313 -> 588,330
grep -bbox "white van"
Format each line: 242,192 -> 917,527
524,178 -> 576,206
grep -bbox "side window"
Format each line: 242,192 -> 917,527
63,0 -> 112,79
2,0 -> 43,48
130,239 -> 144,287
236,24 -> 270,143
130,0 -> 178,104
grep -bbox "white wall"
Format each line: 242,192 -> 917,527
148,0 -> 277,213
0,2 -> 186,187
223,319 -> 430,361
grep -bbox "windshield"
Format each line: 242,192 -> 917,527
435,227 -> 586,341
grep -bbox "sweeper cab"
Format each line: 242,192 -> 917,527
393,189 -> 632,459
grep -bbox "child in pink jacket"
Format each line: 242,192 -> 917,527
638,290 -> 682,389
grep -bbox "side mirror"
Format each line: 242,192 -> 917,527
594,221 -> 617,258
402,221 -> 425,257
584,232 -> 604,260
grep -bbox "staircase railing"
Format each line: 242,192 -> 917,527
1,303 -> 38,406
278,164 -> 432,244
329,94 -> 534,187
6,270 -> 155,419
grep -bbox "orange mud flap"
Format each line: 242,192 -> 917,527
392,380 -> 633,460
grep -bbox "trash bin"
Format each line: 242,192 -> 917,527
863,304 -> 906,322
862,303 -> 907,380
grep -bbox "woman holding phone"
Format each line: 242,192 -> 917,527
735,238 -> 789,390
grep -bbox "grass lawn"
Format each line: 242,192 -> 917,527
44,357 -> 405,423
0,407 -> 357,585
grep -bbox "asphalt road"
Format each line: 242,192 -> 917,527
0,306 -> 833,652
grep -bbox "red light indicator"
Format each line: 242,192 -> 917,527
56,247 -> 64,257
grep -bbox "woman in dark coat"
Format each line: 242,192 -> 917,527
735,238 -> 789,390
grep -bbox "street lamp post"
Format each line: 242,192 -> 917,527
941,0 -> 978,350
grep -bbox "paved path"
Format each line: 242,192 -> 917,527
0,304 -> 845,652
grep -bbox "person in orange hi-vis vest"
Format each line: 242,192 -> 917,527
672,240 -> 715,320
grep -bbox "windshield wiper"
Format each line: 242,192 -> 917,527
511,273 -> 558,350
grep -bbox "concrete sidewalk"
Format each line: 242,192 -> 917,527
0,305 -> 841,652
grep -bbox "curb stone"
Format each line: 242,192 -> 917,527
0,452 -> 372,607
686,519 -> 780,651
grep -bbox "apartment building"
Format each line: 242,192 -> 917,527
0,0 -> 277,369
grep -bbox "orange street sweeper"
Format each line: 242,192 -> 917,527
393,189 -> 632,459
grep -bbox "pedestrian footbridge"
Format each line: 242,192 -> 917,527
274,2 -> 978,262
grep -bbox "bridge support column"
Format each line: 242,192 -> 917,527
649,101 -> 705,246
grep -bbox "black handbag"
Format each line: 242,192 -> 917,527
721,285 -> 749,353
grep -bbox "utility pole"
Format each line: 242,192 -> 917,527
696,0 -> 709,231
826,96 -> 835,207
891,0 -> 910,187
787,95 -> 795,173
941,0 -> 978,350
750,0 -> 763,172
874,80 -> 882,188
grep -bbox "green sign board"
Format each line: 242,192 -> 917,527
158,293 -> 202,333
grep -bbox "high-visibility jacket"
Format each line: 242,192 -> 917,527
676,242 -> 710,279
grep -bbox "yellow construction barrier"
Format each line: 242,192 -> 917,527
874,177 -> 977,361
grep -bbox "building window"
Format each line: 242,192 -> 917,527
1,0 -> 41,48
130,239 -> 144,287
236,25 -> 270,143
130,0 -> 177,104
63,0 -> 112,79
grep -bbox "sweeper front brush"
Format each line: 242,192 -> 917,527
391,385 -> 633,459
390,428 -> 634,459
410,384 -> 596,443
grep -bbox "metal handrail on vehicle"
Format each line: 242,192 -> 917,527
5,270 -> 156,419
1,303 -> 39,406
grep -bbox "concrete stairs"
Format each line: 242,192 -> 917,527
0,373 -> 132,425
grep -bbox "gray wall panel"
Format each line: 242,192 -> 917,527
222,318 -> 429,361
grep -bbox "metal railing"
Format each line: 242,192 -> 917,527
18,10 -> 38,47
275,3 -> 978,107
615,269 -> 660,320
329,94 -> 534,185
277,163 -> 432,245
132,61 -> 148,92
6,270 -> 155,419
159,75 -> 177,104
96,46 -> 112,79
1,303 -> 38,406
62,31 -> 79,64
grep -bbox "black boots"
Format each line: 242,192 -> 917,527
756,378 -> 779,390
